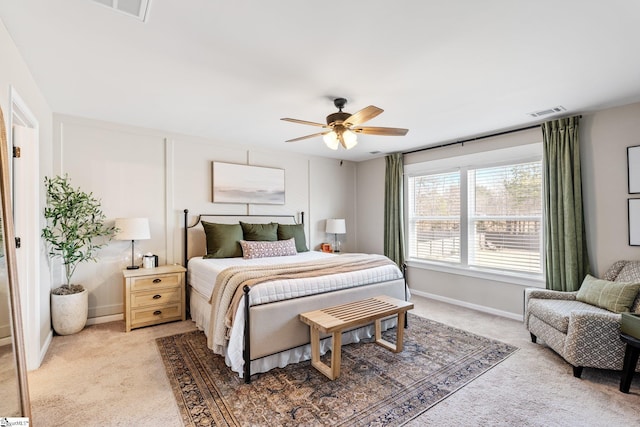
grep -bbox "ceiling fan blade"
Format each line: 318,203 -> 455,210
281,118 -> 328,128
285,131 -> 330,142
352,126 -> 409,136
344,105 -> 383,126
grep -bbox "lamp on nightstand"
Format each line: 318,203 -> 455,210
325,218 -> 346,253
115,217 -> 150,270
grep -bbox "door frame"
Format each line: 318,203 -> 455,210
9,86 -> 43,370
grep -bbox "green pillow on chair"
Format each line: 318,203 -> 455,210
576,274 -> 640,313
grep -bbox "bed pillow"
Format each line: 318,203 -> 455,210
240,238 -> 297,259
240,222 -> 278,241
576,274 -> 640,313
202,221 -> 243,258
277,223 -> 309,252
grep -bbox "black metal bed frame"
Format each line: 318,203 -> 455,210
183,209 -> 303,382
182,209 -> 408,383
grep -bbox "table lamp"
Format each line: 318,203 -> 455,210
325,218 -> 346,253
115,217 -> 150,269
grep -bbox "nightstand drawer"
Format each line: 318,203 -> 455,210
131,288 -> 182,308
130,303 -> 182,328
130,273 -> 182,292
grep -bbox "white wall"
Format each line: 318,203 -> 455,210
53,114 -> 357,320
0,19 -> 54,369
309,158 -> 356,252
356,104 -> 640,318
581,102 -> 640,275
355,156 -> 385,254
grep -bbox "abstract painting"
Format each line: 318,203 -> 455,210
212,162 -> 285,205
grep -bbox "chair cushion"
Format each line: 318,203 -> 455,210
602,260 -> 628,281
576,274 -> 640,313
528,299 -> 612,333
615,262 -> 640,283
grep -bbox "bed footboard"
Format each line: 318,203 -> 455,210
242,278 -> 407,383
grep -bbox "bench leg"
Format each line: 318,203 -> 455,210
375,310 -> 407,353
309,326 -> 342,380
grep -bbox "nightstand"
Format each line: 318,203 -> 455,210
122,264 -> 186,332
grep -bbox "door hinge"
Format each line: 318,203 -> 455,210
15,237 -> 21,248
13,146 -> 21,158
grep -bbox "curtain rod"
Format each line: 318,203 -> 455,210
403,114 -> 583,156
403,124 -> 541,155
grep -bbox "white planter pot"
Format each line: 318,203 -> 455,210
51,288 -> 88,335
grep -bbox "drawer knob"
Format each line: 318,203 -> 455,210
153,310 -> 162,316
152,294 -> 162,300
153,278 -> 162,283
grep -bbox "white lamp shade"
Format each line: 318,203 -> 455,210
325,218 -> 346,234
342,129 -> 358,149
114,218 -> 150,240
323,131 -> 339,150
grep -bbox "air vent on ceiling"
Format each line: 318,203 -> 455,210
528,106 -> 566,118
369,151 -> 382,155
92,0 -> 151,22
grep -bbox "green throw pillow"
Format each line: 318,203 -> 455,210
576,274 -> 640,313
240,222 -> 278,241
277,223 -> 309,252
202,221 -> 243,258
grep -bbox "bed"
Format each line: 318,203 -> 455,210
183,210 -> 408,382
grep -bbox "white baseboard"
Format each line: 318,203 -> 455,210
37,330 -> 53,370
410,289 -> 524,322
86,313 -> 123,326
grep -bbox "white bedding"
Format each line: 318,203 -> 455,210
187,252 -> 405,377
188,251 -> 403,306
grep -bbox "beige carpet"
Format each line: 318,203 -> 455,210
26,296 -> 640,426
156,315 -> 517,426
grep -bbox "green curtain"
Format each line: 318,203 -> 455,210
384,153 -> 405,268
542,116 -> 590,291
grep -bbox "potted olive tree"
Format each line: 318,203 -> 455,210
42,175 -> 115,335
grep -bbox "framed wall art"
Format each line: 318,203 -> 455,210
629,198 -> 640,246
212,162 -> 285,205
627,145 -> 640,193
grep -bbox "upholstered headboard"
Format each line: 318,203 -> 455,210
182,209 -> 303,265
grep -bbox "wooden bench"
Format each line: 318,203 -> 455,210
299,295 -> 414,380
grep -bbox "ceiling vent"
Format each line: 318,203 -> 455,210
369,151 -> 382,155
528,106 -> 566,118
92,0 -> 152,22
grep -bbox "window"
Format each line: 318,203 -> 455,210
408,171 -> 460,262
407,147 -> 543,278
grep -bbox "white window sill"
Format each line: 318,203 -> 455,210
405,258 -> 545,288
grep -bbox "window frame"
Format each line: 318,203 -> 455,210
404,143 -> 545,287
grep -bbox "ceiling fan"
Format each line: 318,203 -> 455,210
281,98 -> 409,150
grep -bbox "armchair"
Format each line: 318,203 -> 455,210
524,261 -> 640,377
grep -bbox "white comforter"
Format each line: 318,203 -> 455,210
189,251 -> 403,306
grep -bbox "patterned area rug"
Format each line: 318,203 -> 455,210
156,314 -> 517,426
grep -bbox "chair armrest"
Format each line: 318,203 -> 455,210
523,289 -> 578,327
564,311 -> 625,369
524,288 -> 577,306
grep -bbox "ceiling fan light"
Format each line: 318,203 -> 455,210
342,129 -> 358,149
323,131 -> 339,150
